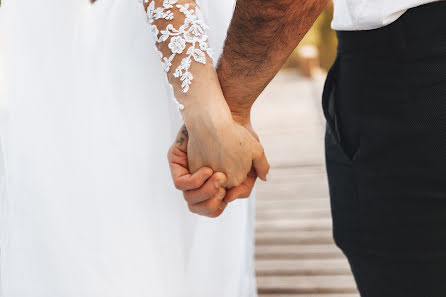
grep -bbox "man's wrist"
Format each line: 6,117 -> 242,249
217,60 -> 254,126
228,103 -> 251,126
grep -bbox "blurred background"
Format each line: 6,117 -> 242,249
252,2 -> 360,296
283,1 -> 337,76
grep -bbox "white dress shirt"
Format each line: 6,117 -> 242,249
332,0 -> 441,30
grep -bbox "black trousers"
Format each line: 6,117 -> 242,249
323,2 -> 446,296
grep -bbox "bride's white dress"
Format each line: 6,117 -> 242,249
0,1 -> 257,296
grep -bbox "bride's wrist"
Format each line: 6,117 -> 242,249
182,100 -> 233,136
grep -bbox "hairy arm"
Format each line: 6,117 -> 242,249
218,0 -> 328,122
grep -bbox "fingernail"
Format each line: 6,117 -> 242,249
219,201 -> 227,210
217,188 -> 225,200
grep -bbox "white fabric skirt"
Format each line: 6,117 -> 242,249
0,1 -> 257,296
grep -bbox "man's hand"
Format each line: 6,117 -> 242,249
223,117 -> 263,202
168,125 -> 263,216
183,102 -> 269,189
224,167 -> 257,203
168,126 -> 230,218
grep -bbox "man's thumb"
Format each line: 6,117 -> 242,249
252,144 -> 269,181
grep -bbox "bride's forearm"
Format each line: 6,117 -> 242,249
217,0 -> 328,121
144,0 -> 231,126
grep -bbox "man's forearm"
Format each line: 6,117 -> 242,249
217,0 -> 328,122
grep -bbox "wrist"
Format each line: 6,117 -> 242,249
227,101 -> 252,126
182,100 -> 233,136
217,59 -> 254,125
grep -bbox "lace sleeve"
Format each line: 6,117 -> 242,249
143,0 -> 213,110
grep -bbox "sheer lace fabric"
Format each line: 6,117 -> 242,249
143,0 -> 213,110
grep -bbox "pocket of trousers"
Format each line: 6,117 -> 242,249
322,56 -> 359,162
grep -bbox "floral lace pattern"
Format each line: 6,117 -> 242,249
145,0 -> 213,97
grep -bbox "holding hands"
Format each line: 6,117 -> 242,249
168,100 -> 269,217
145,0 -> 308,217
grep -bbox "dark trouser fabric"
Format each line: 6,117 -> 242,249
323,2 -> 446,296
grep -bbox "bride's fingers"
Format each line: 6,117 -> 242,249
169,125 -> 216,191
183,172 -> 227,204
168,142 -> 213,191
173,167 -> 213,191
188,188 -> 227,216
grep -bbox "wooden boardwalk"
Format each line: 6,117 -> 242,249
252,71 -> 359,297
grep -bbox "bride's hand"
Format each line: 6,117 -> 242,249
183,100 -> 269,189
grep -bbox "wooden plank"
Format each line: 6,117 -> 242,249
255,244 -> 343,260
256,230 -> 334,245
256,192 -> 330,206
256,205 -> 330,215
256,177 -> 328,187
257,166 -> 327,179
256,258 -> 351,276
255,172 -> 327,188
256,187 -> 330,201
256,207 -> 331,219
256,218 -> 332,232
256,197 -> 329,207
257,275 -> 358,294
256,197 -> 330,209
